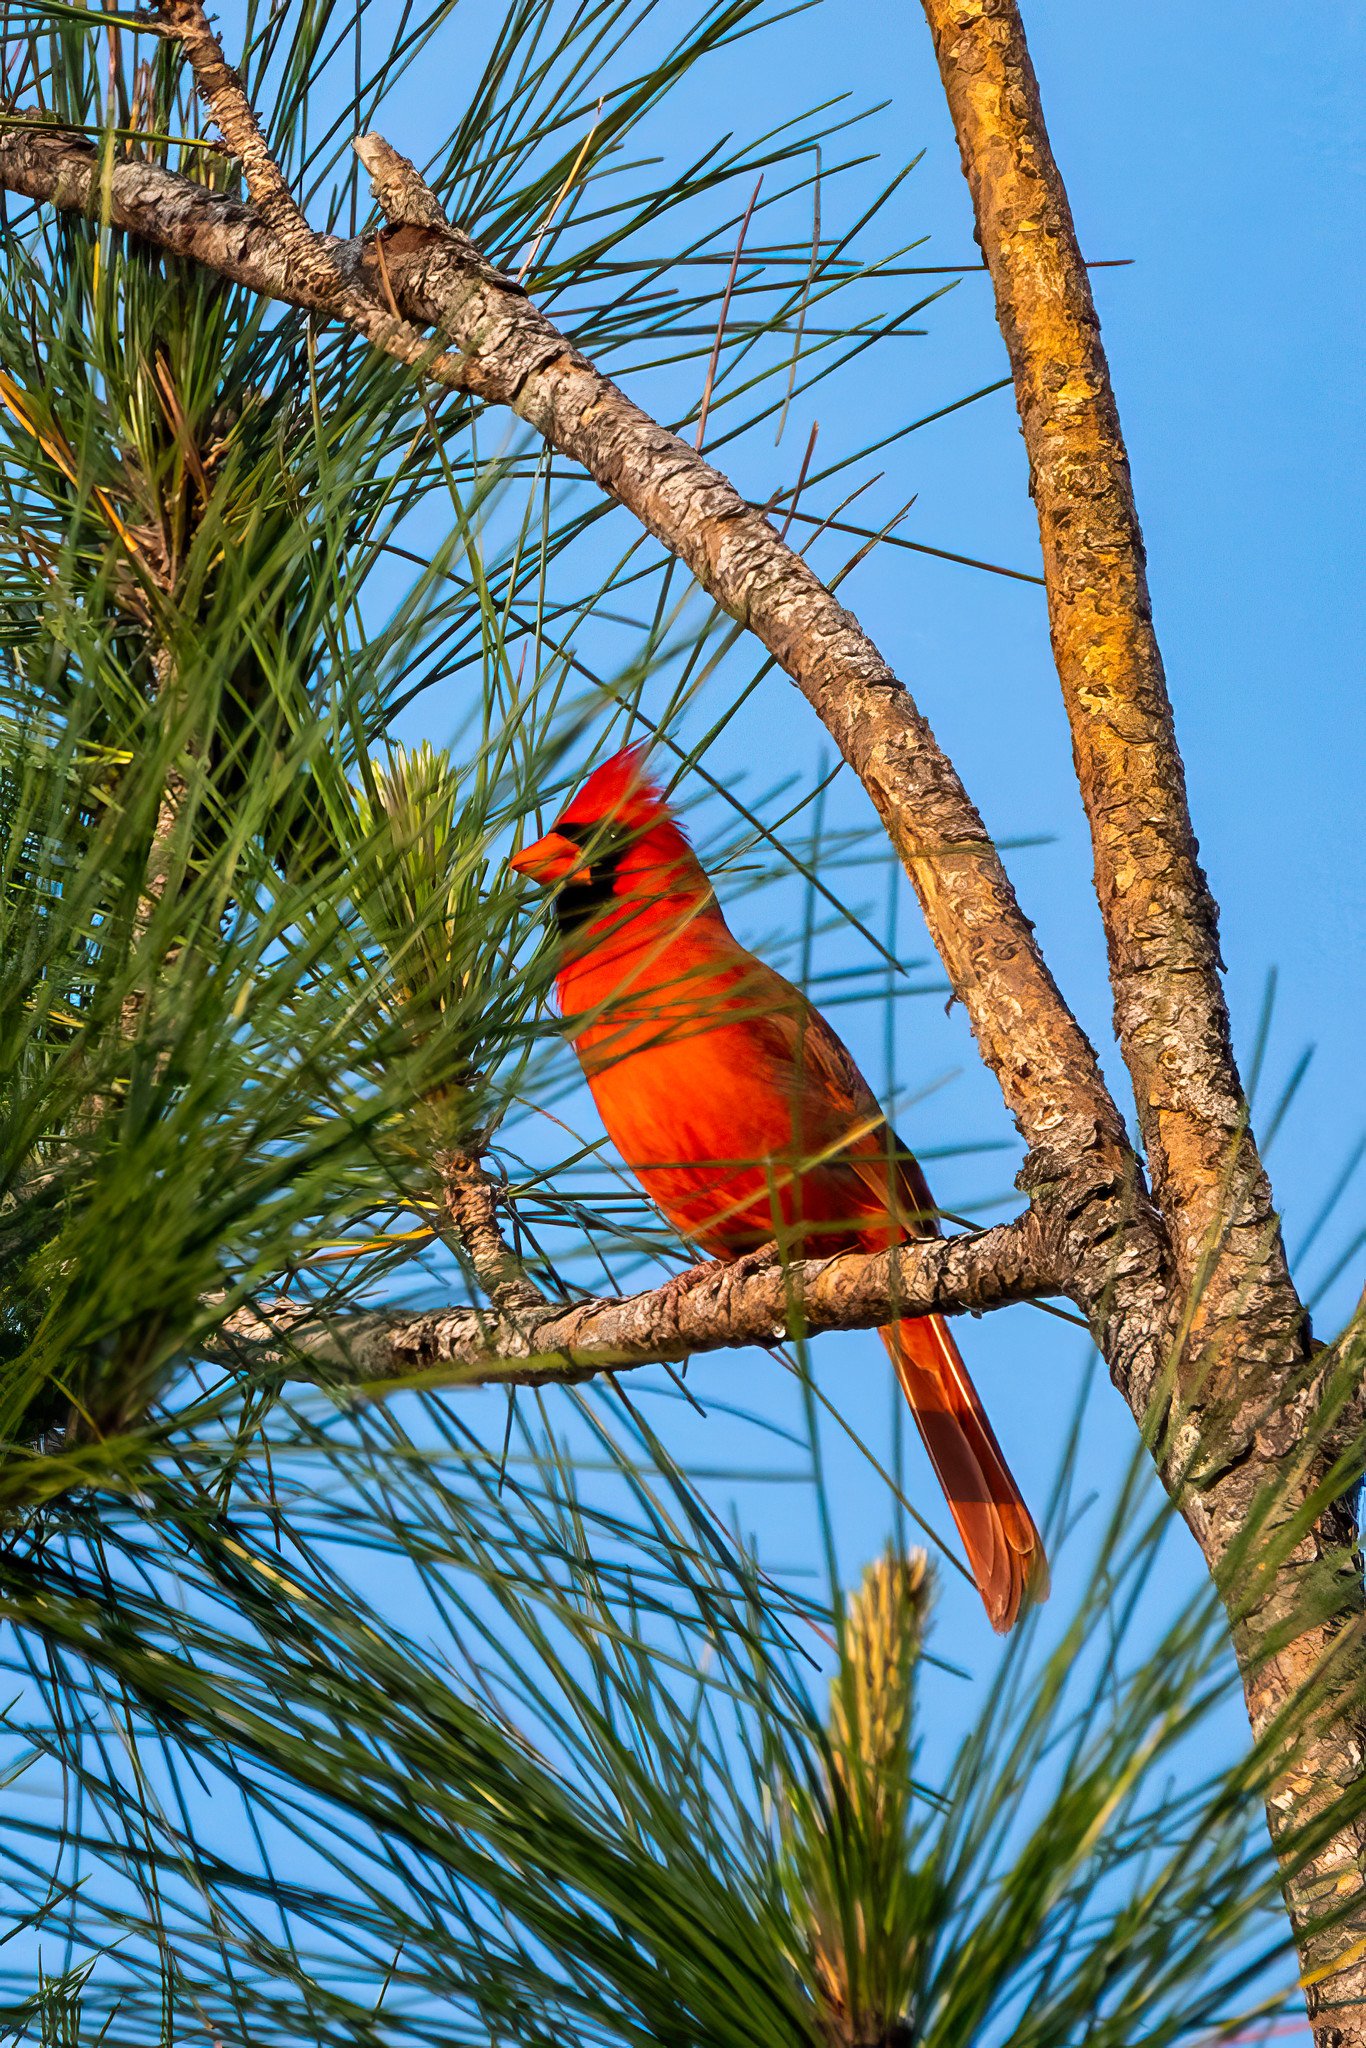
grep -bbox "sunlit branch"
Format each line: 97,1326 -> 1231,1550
221,1211 -> 1059,1390
0,112 -> 1136,1209
918,0 -> 1302,1370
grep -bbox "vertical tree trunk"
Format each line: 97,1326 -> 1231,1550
917,5 -> 1366,2038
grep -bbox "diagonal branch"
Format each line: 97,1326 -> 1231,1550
220,1209 -> 1061,1389
0,115 -> 1139,1239
160,0 -> 316,241
918,0 -> 1303,1370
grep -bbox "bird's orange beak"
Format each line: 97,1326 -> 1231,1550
509,830 -> 590,888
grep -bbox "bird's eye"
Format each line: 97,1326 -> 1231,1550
556,820 -> 627,857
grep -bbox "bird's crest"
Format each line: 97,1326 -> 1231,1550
557,743 -> 676,835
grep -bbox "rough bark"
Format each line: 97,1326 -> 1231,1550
438,1152 -> 548,1316
918,4 -> 1365,2036
222,1209 -> 1060,1387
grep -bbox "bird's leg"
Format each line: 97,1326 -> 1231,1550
724,1241 -> 784,1285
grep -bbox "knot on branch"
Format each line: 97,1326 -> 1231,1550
353,133 -> 450,231
352,132 -> 524,300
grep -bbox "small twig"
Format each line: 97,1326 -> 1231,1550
778,420 -> 819,541
161,6 -> 459,377
518,100 -> 601,284
440,1155 -> 546,1319
695,174 -> 762,451
159,0 -> 310,244
352,132 -> 450,231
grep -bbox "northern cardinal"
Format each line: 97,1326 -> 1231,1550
511,746 -> 1046,1630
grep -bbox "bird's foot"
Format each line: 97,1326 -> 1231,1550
724,1241 -> 783,1286
653,1255 -> 724,1315
652,1242 -> 780,1321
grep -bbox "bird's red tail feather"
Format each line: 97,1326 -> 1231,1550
881,1314 -> 1048,1633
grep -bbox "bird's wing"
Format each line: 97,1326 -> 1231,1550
745,967 -> 939,1242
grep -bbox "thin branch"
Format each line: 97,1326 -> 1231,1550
156,6 -> 494,394
439,1153 -> 546,1317
220,1210 -> 1060,1389
694,173 -> 761,450
158,0 -> 365,315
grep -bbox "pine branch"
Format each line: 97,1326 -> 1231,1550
439,1153 -> 547,1317
220,1209 -> 1058,1389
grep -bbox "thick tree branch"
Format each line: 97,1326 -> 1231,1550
915,5 -> 1362,2036
220,1210 -> 1061,1387
0,116 -> 1139,1232
918,0 -> 1303,1370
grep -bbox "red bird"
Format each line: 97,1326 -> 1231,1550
511,746 -> 1047,1631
